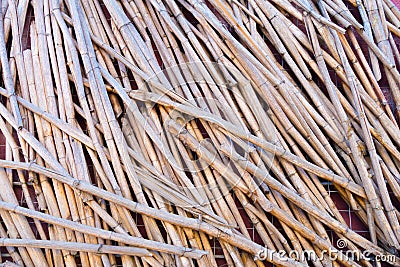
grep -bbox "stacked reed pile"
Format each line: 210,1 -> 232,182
0,0 -> 400,266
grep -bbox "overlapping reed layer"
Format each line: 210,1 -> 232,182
0,0 -> 400,266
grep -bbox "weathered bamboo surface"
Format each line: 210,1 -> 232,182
0,0 -> 400,266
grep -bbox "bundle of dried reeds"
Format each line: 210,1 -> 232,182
0,0 -> 400,266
